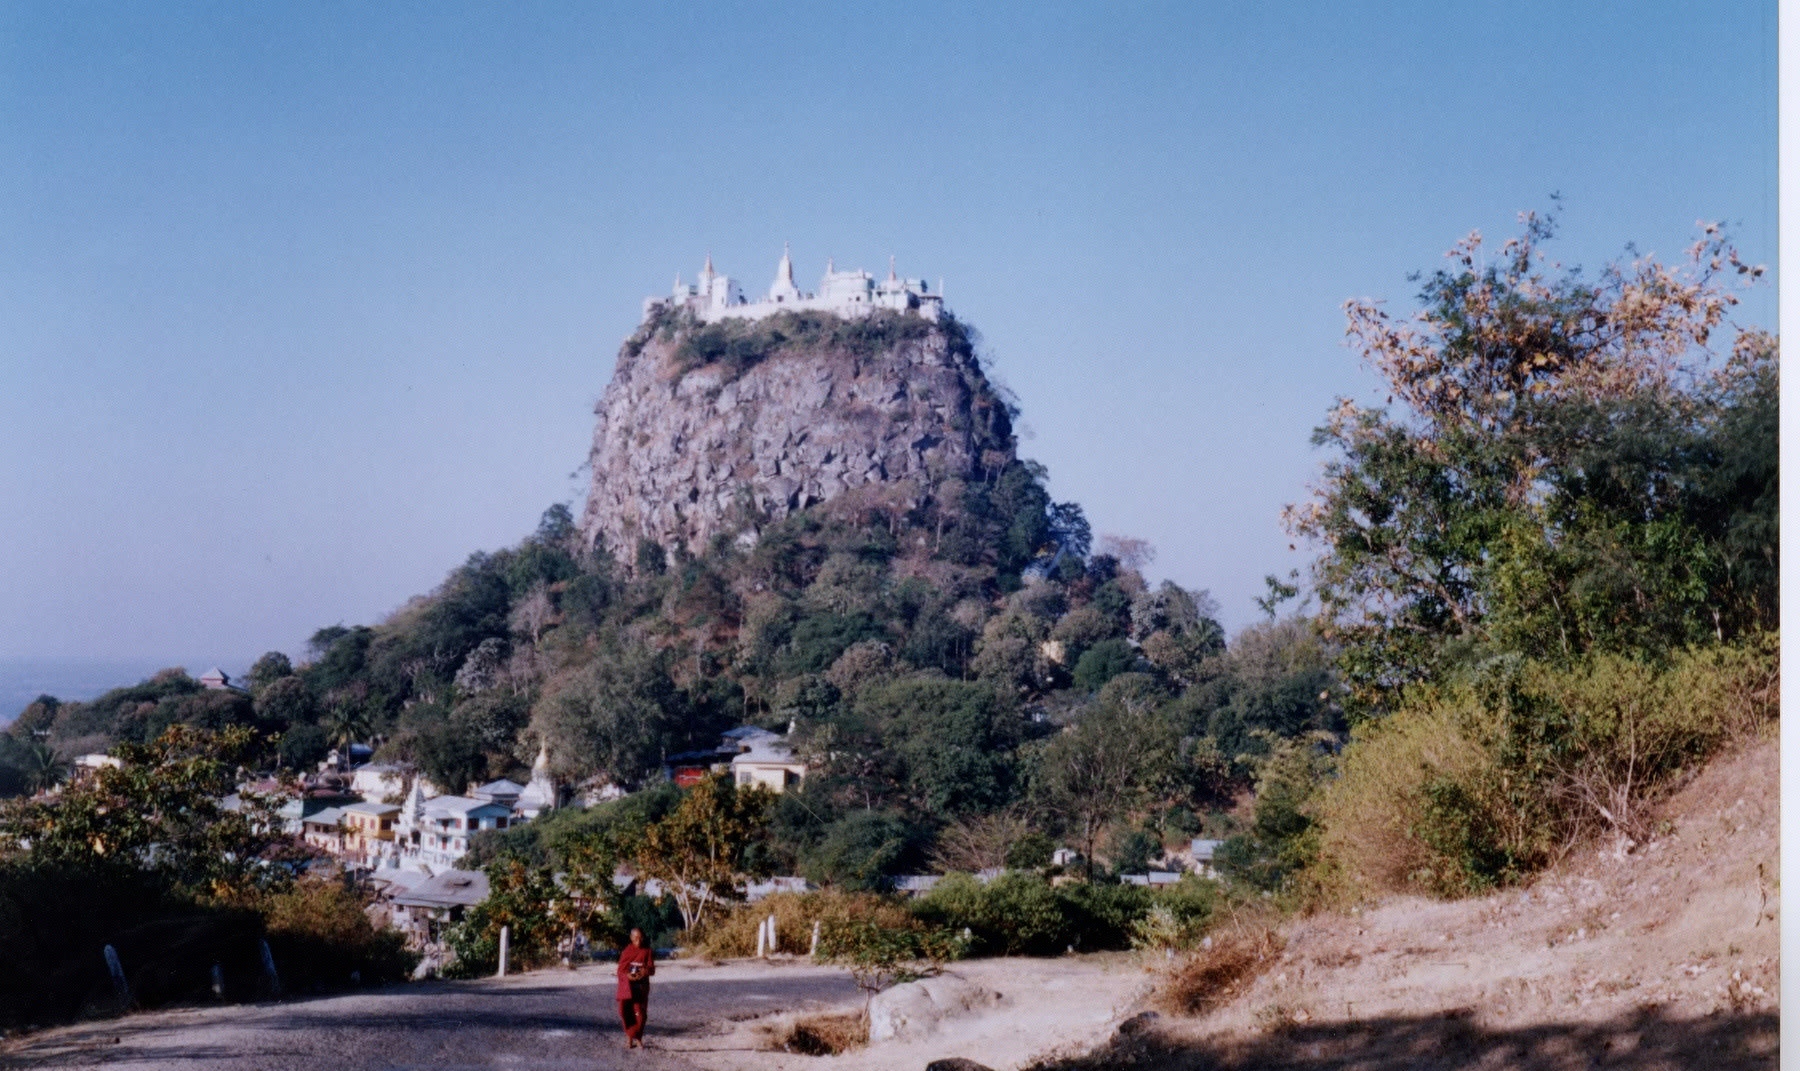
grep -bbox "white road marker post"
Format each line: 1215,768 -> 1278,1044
103,944 -> 129,1008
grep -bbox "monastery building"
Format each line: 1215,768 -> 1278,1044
644,246 -> 944,325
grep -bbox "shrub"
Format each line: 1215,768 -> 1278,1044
1314,635 -> 1778,899
1153,921 -> 1283,1017
909,872 -> 1158,956
1056,880 -> 1152,951
815,915 -> 965,981
980,872 -> 1071,954
815,913 -> 968,1025
1213,733 -> 1333,895
1131,876 -> 1220,951
260,879 -> 416,992
913,872 -> 1060,955
1309,695 -> 1514,898
760,1009 -> 868,1054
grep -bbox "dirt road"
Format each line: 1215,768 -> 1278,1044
1,960 -> 862,1071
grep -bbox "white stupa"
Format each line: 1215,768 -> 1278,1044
517,744 -> 557,820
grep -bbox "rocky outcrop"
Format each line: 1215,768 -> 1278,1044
579,312 -> 1015,562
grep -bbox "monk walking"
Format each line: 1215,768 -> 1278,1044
616,927 -> 655,1049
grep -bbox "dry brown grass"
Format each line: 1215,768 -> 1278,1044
757,1009 -> 868,1055
1153,918 -> 1284,1018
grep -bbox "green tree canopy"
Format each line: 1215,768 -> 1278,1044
1289,213 -> 1773,713
530,633 -> 683,786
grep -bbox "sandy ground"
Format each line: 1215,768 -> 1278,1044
669,954 -> 1153,1071
1041,734 -> 1781,1070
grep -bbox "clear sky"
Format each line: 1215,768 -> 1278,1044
0,1 -> 1778,684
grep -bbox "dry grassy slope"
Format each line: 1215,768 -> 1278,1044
1052,735 -> 1780,1070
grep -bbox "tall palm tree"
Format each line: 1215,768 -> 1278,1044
24,740 -> 65,794
325,704 -> 372,767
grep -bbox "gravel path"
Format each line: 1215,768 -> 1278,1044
1,960 -> 863,1071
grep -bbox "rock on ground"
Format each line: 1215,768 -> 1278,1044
868,973 -> 1008,1043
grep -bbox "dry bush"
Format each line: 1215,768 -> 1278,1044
929,805 -> 1031,873
686,889 -> 917,958
1532,636 -> 1778,844
1312,694 -> 1514,898
758,1009 -> 869,1055
1312,636 -> 1779,900
1153,917 -> 1284,1018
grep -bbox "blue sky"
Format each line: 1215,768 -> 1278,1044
0,1 -> 1777,688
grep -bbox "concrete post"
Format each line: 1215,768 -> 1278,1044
258,939 -> 282,998
498,925 -> 510,978
810,920 -> 821,959
102,944 -> 129,1008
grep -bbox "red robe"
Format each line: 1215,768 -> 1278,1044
616,944 -> 655,1001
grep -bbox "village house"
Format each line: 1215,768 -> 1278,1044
278,747 -> 563,874
300,806 -> 349,855
662,725 -> 808,793
744,876 -> 811,902
1121,871 -> 1185,889
731,731 -> 806,792
340,801 -> 402,868
349,762 -> 411,802
1187,838 -> 1223,879
71,753 -> 123,781
470,778 -> 525,809
197,667 -> 242,691
380,868 -> 489,954
393,778 -> 515,872
664,746 -> 730,788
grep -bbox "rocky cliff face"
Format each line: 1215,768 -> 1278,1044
579,311 -> 1016,562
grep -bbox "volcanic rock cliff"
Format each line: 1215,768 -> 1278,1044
579,310 -> 1018,562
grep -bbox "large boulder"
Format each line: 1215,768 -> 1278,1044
867,972 -> 1010,1043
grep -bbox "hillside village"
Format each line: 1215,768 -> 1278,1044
208,708 -> 1217,969
228,713 -> 816,963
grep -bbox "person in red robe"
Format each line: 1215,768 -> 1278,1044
615,927 -> 655,1048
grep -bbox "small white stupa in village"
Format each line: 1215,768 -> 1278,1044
516,744 -> 558,820
643,247 -> 944,325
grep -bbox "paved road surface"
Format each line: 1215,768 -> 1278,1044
1,960 -> 863,1071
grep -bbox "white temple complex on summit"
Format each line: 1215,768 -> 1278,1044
643,246 -> 945,325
